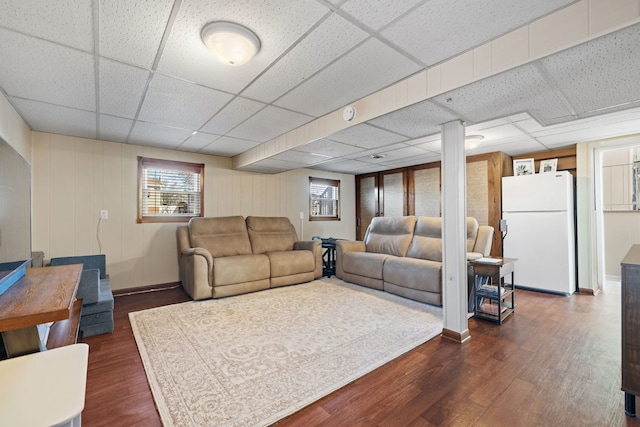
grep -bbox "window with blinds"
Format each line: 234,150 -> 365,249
309,177 -> 340,221
137,157 -> 204,223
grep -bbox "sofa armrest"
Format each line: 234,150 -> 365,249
335,240 -> 366,279
472,225 -> 495,257
180,247 -> 214,300
77,268 -> 100,305
294,240 -> 322,278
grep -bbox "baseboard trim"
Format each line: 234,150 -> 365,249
441,327 -> 471,344
113,282 -> 181,297
578,287 -> 599,296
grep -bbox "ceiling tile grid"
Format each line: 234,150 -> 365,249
432,64 -> 574,126
128,121 -> 193,149
200,96 -> 266,135
538,23 -> 640,118
227,105 -> 313,143
0,0 -> 94,51
12,98 -> 97,140
99,58 -> 150,119
138,73 -> 233,130
199,136 -> 262,157
380,0 -> 576,66
242,14 -> 368,103
98,115 -> 134,143
338,0 -> 425,31
99,0 -> 175,69
0,28 -> 96,111
274,38 -> 422,117
367,100 -> 460,138
324,123 -> 408,149
294,138 -> 365,158
156,0 -> 328,94
176,131 -> 220,152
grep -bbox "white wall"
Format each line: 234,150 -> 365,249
31,132 -> 355,291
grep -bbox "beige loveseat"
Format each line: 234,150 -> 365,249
177,216 -> 322,300
336,216 -> 493,306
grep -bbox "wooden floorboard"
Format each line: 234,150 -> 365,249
81,284 -> 639,426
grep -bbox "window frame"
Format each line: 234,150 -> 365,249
309,177 -> 340,221
137,156 -> 204,224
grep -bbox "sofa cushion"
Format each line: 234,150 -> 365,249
363,216 -> 417,257
189,216 -> 253,257
383,256 -> 442,294
49,254 -> 107,279
343,251 -> 388,279
212,254 -> 270,286
467,217 -> 479,252
246,216 -> 297,254
406,216 -> 442,261
267,250 -> 314,278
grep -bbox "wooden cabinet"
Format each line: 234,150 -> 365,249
355,151 -> 511,256
621,244 -> 640,417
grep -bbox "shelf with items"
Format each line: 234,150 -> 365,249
471,257 -> 517,324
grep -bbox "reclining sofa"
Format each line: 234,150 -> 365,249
336,216 -> 494,306
177,216 -> 322,300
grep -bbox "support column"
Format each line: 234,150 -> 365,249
441,120 -> 470,343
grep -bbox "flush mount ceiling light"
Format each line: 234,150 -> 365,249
464,134 -> 485,149
201,21 -> 261,66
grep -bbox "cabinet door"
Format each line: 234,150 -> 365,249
356,173 -> 379,240
380,170 -> 407,217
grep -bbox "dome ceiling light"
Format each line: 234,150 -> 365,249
201,21 -> 261,66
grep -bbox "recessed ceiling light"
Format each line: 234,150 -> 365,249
201,21 -> 261,66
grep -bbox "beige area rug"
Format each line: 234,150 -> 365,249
129,277 -> 443,427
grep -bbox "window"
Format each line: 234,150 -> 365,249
137,157 -> 204,223
309,177 -> 340,221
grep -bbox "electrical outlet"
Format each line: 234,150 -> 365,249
100,210 -> 108,220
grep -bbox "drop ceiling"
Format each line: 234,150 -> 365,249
0,0 -> 639,175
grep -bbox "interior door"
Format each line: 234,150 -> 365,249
356,173 -> 379,240
380,169 -> 407,218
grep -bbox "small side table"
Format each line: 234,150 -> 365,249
322,241 -> 336,277
471,257 -> 517,324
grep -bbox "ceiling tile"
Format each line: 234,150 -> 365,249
99,0 -> 175,68
99,115 -> 133,143
99,58 -> 150,119
344,142 -> 411,159
12,98 -> 97,139
367,100 -> 460,138
381,0 -> 575,66
176,131 -> 220,152
339,0 -> 424,31
0,29 -> 95,111
326,123 -> 408,149
200,96 -> 266,135
275,38 -> 422,117
309,158 -> 374,174
242,14 -> 368,103
270,150 -> 331,165
128,121 -> 193,149
138,74 -> 233,129
200,136 -> 261,157
294,138 -> 364,157
227,105 -> 313,143
539,24 -> 640,118
0,0 -> 94,51
432,64 -> 572,126
156,0 -> 328,93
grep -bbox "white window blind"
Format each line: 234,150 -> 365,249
309,177 -> 340,220
138,157 -> 204,223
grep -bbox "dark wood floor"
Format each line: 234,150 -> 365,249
81,284 -> 639,426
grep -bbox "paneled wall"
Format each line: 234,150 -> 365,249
31,132 -> 355,291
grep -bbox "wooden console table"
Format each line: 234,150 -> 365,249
0,264 -> 82,358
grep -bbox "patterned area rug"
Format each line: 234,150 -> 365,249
129,277 -> 443,427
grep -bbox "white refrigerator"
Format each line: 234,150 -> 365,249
502,171 -> 576,295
